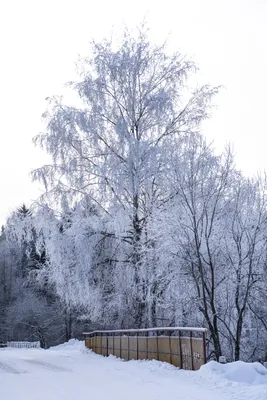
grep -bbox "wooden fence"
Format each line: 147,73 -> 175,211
84,327 -> 207,370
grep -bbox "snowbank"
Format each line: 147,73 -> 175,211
1,342 -> 267,400
49,340 -> 267,386
49,339 -> 85,351
200,360 -> 267,385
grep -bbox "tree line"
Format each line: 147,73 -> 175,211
1,27 -> 267,361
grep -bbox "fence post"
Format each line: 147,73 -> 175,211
169,331 -> 172,365
189,331 -> 194,370
119,333 -> 122,359
146,331 -> 149,359
202,331 -> 207,364
178,330 -> 183,369
156,331 -> 159,361
128,334 -> 130,361
136,331 -> 139,360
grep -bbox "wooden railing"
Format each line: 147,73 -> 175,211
6,341 -> 41,349
83,327 -> 207,370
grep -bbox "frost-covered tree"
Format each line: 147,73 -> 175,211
0,228 -> 17,342
220,176 -> 267,360
4,206 -> 89,346
161,135 -> 235,359
163,136 -> 267,360
32,27 -> 218,327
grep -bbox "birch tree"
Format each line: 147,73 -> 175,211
32,27 -> 218,327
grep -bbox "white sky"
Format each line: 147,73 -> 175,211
0,0 -> 267,225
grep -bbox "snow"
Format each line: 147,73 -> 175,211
49,338 -> 84,351
199,360 -> 267,385
83,326 -> 208,334
0,340 -> 266,400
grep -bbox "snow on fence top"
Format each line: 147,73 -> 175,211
7,341 -> 41,349
83,326 -> 207,335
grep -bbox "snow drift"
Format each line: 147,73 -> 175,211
200,360 -> 267,385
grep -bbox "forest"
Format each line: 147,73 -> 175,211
0,28 -> 266,362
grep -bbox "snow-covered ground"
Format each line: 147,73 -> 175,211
0,340 -> 266,400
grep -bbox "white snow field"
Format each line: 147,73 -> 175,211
0,340 -> 266,400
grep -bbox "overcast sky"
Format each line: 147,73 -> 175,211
0,0 -> 266,225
